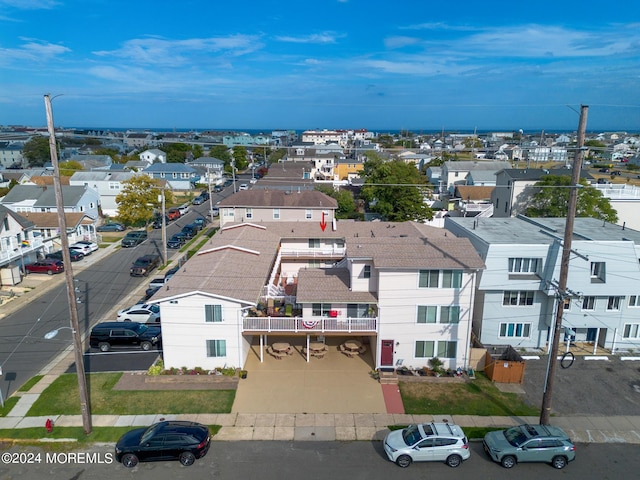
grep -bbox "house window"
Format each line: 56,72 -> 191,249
415,340 -> 435,358
417,306 -> 437,324
582,296 -> 596,310
90,202 -> 95,209
563,298 -> 571,311
442,270 -> 462,288
305,209 -> 312,219
508,258 -> 540,273
502,291 -> 534,306
172,172 -> 177,178
273,208 -> 280,220
206,339 -> 226,357
590,262 -> 605,282
499,322 -> 531,338
312,303 -> 331,316
308,239 -> 320,248
440,306 -> 460,324
3,218 -> 8,231
308,260 -> 321,268
204,304 -> 223,322
629,296 -> 640,307
419,270 -> 439,288
108,182 -> 120,190
623,324 -> 640,339
363,265 -> 371,279
607,296 -> 622,311
222,208 -> 233,217
160,173 -> 165,178
245,208 -> 252,219
438,341 -> 457,358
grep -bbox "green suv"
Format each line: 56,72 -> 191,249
121,230 -> 147,248
483,424 -> 576,469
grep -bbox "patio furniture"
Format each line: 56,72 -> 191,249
272,342 -> 291,353
309,342 -> 327,353
343,340 -> 362,352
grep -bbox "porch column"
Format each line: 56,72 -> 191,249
306,334 -> 310,363
260,335 -> 264,363
593,329 -> 599,355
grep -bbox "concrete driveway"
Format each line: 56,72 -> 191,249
232,336 -> 386,414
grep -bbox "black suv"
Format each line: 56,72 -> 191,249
181,225 -> 197,239
121,230 -> 148,247
130,254 -> 161,277
89,322 -> 161,352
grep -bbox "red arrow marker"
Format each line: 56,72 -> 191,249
320,212 -> 327,231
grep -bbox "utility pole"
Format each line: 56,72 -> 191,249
44,94 -> 92,434
207,167 -> 214,219
160,186 -> 167,265
540,104 -> 588,425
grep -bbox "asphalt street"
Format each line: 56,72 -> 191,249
0,184 -> 234,399
0,441 -> 638,480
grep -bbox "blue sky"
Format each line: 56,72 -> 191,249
1,0 -> 639,131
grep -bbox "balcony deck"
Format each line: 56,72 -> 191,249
243,316 -> 377,334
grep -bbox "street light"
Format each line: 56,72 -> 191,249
44,94 -> 92,434
44,327 -> 75,340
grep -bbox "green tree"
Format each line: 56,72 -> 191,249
209,145 -> 232,163
59,160 -> 84,177
315,185 -> 359,219
463,137 -> 483,149
160,143 -> 192,163
360,154 -> 433,222
267,148 -> 286,163
232,146 -> 249,171
115,175 -> 163,226
22,136 -> 51,167
525,175 -> 618,223
192,144 -> 204,159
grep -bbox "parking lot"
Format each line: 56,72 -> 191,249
520,355 -> 640,416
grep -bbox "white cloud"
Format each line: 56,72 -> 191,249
92,35 -> 263,67
0,0 -> 59,9
0,38 -> 70,63
384,36 -> 420,49
275,32 -> 344,44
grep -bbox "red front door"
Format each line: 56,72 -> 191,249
380,340 -> 394,366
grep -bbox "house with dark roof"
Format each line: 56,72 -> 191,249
19,211 -> 97,253
147,220 -> 484,372
0,184 -> 100,220
217,189 -> 338,227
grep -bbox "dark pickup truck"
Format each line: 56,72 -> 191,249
121,230 -> 148,248
130,254 -> 161,277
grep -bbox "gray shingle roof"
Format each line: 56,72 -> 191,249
217,190 -> 338,209
150,220 -> 485,305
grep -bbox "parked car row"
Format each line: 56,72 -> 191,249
383,422 -> 576,470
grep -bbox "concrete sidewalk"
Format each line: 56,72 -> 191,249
3,406 -> 640,444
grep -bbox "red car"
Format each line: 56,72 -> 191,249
25,259 -> 64,275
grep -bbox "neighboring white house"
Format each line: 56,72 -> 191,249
0,205 -> 43,279
0,184 -> 100,219
445,215 -> 640,353
148,220 -> 484,372
69,171 -> 136,217
442,161 -> 511,196
139,149 -> 166,165
216,190 -> 338,227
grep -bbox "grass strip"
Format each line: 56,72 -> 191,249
28,373 -> 235,416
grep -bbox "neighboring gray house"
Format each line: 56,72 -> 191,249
69,171 -> 136,217
68,154 -> 113,171
491,168 -> 594,218
445,215 -> 640,353
0,142 -> 24,168
0,184 -> 100,219
142,163 -> 199,190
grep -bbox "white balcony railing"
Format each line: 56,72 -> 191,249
279,247 -> 346,258
243,316 -> 377,333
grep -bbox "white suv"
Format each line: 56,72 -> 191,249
117,304 -> 160,323
383,422 -> 470,468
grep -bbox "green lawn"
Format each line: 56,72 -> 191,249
399,372 -> 540,416
17,375 -> 44,392
28,373 -> 235,416
0,397 -> 19,417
